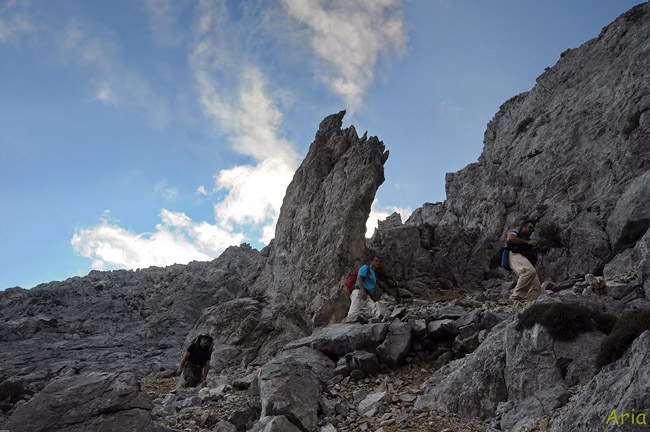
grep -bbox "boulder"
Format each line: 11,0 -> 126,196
1,372 -> 174,432
358,390 -> 392,417
283,323 -> 389,359
346,351 -> 381,378
258,348 -> 333,432
416,320 -> 509,419
376,319 -> 412,368
248,415 -> 303,432
548,331 -> 650,432
416,295 -> 624,431
427,319 -> 457,339
273,347 -> 336,385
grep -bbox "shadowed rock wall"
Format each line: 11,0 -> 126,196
372,2 -> 650,296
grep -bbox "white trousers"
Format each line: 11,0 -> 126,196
509,252 -> 541,301
346,289 -> 377,319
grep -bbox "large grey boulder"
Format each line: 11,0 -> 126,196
257,348 -> 335,432
415,319 -> 509,419
548,331 -> 650,432
180,297 -> 268,375
416,296 -> 625,431
498,322 -> 606,431
283,323 -> 389,359
1,372 -> 175,432
376,319 -> 412,368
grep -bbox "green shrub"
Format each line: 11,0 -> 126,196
596,309 -> 650,369
517,303 -> 617,341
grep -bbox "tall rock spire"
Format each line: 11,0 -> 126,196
249,110 -> 389,328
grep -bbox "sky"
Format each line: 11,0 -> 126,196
1,0 -> 645,290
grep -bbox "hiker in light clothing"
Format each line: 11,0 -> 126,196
505,219 -> 542,301
345,255 -> 381,321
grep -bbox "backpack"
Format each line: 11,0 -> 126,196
501,248 -> 511,271
345,269 -> 360,294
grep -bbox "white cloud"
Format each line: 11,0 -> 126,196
72,0 -> 301,270
281,0 -> 407,111
71,209 -> 245,270
198,67 -> 299,164
436,99 -> 464,123
196,68 -> 300,241
189,2 -> 300,244
213,157 -> 296,243
366,199 -> 413,237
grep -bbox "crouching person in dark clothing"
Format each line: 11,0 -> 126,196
176,334 -> 213,388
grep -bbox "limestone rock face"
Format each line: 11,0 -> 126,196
548,331 -> 650,432
249,110 -> 389,328
3,372 -> 174,432
374,2 -> 650,295
416,295 -> 628,431
0,244 -> 257,401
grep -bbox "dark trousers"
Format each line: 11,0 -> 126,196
181,362 -> 203,387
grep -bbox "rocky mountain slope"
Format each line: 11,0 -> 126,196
370,1 -> 650,300
2,2 -> 650,432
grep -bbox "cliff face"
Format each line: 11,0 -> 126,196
373,2 -> 650,297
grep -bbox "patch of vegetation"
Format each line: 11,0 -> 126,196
517,303 -> 617,341
596,309 -> 650,369
0,380 -> 27,411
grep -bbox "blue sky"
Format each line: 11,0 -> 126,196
1,0 -> 644,290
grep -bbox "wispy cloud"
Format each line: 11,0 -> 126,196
142,0 -> 184,46
0,1 -> 35,44
436,99 -> 464,123
154,181 -> 180,201
57,20 -> 168,124
195,68 -> 299,243
281,0 -> 407,111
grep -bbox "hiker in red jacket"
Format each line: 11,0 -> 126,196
344,255 -> 381,322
